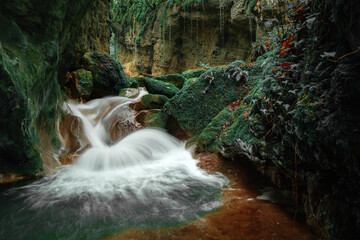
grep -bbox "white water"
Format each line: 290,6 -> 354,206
9,93 -> 228,232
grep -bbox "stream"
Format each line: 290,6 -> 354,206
0,93 -> 318,240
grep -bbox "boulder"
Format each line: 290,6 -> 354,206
141,94 -> 169,110
159,66 -> 248,137
74,69 -> 93,97
182,69 -> 206,79
119,87 -> 143,99
82,52 -> 130,97
137,77 -> 180,98
154,74 -> 186,88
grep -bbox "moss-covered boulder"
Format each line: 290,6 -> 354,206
182,68 -> 207,79
74,69 -> 93,97
127,77 -> 140,88
141,94 -> 169,110
159,66 -> 249,137
82,52 -> 130,97
137,77 -> 179,98
183,77 -> 199,88
154,74 -> 186,88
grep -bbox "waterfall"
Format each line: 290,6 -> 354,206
0,92 -> 228,240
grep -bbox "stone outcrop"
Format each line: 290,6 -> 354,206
0,0 -> 110,175
114,0 -> 280,76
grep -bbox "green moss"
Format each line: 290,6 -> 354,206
154,74 -> 186,88
75,69 -> 93,97
82,52 -> 130,94
161,67 -> 244,136
141,94 -> 169,110
140,77 -> 180,98
183,77 -> 199,88
197,108 -> 232,152
182,68 -> 206,79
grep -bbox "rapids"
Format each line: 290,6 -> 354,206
0,93 -> 228,240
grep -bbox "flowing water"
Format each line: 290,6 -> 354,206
0,93 -> 228,240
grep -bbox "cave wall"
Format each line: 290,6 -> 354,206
114,0 -> 280,76
0,0 -> 110,175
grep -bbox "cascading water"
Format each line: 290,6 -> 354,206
0,91 -> 228,240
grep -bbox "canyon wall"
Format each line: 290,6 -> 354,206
114,0 -> 281,76
0,0 -> 110,175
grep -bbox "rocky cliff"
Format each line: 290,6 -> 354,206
114,0 -> 281,76
136,0 -> 360,238
0,0 -> 110,175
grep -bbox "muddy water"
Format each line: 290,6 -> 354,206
102,153 -> 318,240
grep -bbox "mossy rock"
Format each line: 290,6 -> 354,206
197,107 -> 233,152
0,47 -> 42,174
74,69 -> 93,97
139,77 -> 180,98
141,94 -> 169,110
183,78 -> 199,88
148,111 -> 168,129
119,88 -> 141,98
82,52 -> 130,96
182,68 -> 206,79
136,109 -> 161,125
128,77 -> 140,88
154,74 -> 186,88
160,67 -> 245,136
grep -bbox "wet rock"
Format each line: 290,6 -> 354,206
141,94 -> 169,110
138,77 -> 180,98
119,88 -> 141,99
135,109 -> 161,125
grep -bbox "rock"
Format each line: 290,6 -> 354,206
141,94 -> 169,110
182,69 -> 207,79
135,109 -> 161,125
154,74 -> 186,88
159,66 -> 245,137
183,77 -> 199,88
140,77 -> 180,98
0,0 -> 111,175
119,88 -> 141,98
82,52 -> 130,97
74,69 -> 93,97
114,0 -> 274,76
